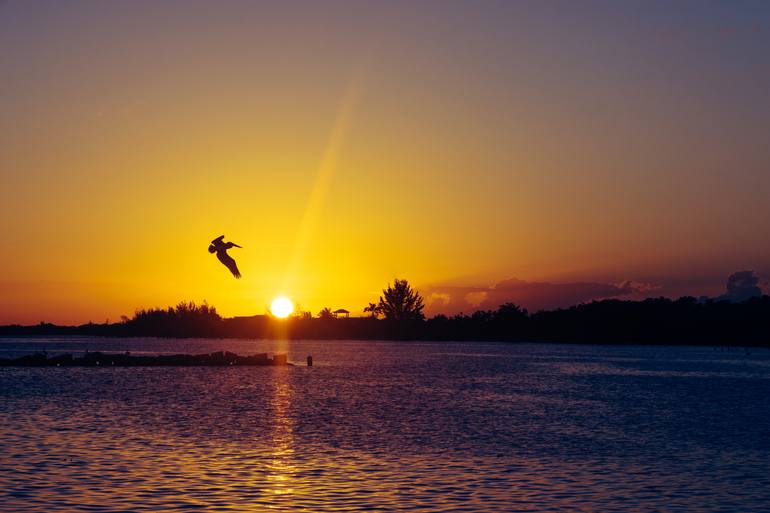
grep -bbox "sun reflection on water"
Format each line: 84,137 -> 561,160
265,368 -> 296,498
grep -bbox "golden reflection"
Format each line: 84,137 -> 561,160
265,366 -> 296,499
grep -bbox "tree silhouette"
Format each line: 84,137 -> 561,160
3,294 -> 770,344
363,302 -> 381,318
378,279 -> 425,321
494,302 -> 528,322
317,307 -> 334,319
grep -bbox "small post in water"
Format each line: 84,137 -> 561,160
307,355 -> 313,367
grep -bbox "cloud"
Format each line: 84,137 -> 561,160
464,291 -> 488,307
717,270 -> 763,302
615,280 -> 661,294
427,292 -> 451,306
422,277 -> 660,315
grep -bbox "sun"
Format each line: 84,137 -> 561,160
270,296 -> 294,319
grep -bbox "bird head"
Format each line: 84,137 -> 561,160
207,244 -> 216,253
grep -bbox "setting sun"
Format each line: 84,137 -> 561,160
270,296 -> 294,319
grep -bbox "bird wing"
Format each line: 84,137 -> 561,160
216,251 -> 241,279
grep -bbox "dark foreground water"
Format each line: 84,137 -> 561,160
1,339 -> 769,512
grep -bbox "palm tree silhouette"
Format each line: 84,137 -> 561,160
363,302 -> 381,318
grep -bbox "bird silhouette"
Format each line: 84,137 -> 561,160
208,235 -> 242,278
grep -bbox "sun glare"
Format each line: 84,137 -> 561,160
270,296 -> 294,319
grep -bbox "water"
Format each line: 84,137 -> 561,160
1,338 -> 769,512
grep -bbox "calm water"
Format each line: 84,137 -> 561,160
1,338 -> 769,512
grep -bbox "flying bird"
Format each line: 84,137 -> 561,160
208,235 -> 242,278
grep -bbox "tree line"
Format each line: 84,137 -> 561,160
2,279 -> 769,346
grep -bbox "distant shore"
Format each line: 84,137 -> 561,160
2,296 -> 769,346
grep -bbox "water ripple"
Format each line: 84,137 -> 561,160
1,340 -> 769,511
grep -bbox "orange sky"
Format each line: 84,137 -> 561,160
1,2 -> 769,324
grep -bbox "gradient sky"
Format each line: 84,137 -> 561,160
1,1 -> 769,324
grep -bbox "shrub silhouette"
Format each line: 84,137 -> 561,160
123,301 -> 222,337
